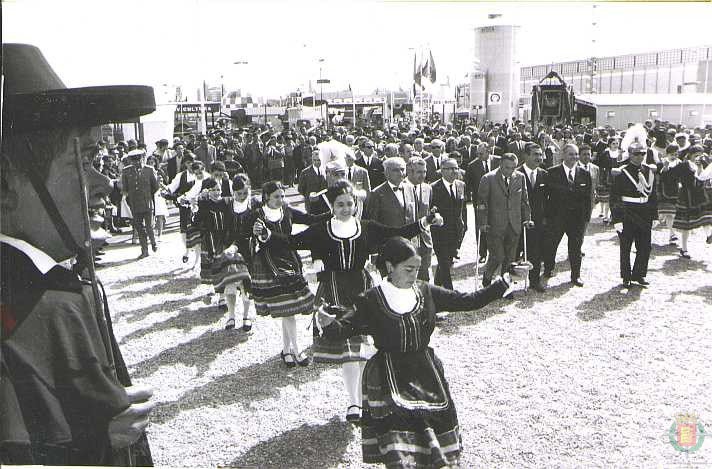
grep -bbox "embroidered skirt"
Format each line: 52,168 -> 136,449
185,222 -> 202,248
673,186 -> 712,230
199,251 -> 251,294
361,349 -> 462,468
312,270 -> 376,364
251,249 -> 314,318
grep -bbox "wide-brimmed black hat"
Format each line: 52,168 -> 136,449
2,43 -> 156,135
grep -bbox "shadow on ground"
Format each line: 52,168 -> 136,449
111,268 -> 185,289
227,416 -> 354,469
575,284 -> 643,321
148,345 -> 332,425
120,304 -> 226,344
659,257 -> 708,276
668,284 -> 712,302
130,327 -> 250,381
112,276 -> 202,303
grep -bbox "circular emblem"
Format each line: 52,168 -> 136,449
668,417 -> 706,453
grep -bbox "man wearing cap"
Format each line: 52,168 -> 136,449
1,43 -> 154,465
121,150 -> 159,258
610,142 -> 658,287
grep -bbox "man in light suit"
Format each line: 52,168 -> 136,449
430,158 -> 468,289
517,143 -> 549,292
424,139 -> 445,183
363,157 -> 417,231
345,150 -> 371,192
477,153 -> 532,288
355,139 -> 385,188
297,149 -> 327,213
466,143 -> 501,262
404,156 -> 433,281
578,144 -> 599,219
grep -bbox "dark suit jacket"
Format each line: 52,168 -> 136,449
363,181 -> 417,228
507,140 -> 528,159
297,166 -> 327,213
544,164 -> 593,225
465,156 -> 501,202
430,179 -> 467,256
194,143 -> 217,169
121,164 -> 158,214
355,155 -> 385,188
458,145 -> 476,166
424,155 -> 445,183
200,177 -> 232,197
517,165 -> 549,225
165,154 -> 185,181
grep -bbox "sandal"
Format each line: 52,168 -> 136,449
182,255 -> 189,263
296,350 -> 310,367
679,249 -> 691,259
280,351 -> 296,368
346,405 -> 362,424
242,318 -> 253,332
224,318 -> 235,330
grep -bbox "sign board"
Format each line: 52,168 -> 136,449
487,92 -> 502,106
316,79 -> 331,84
177,103 -> 221,113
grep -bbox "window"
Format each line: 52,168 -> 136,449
636,53 -> 657,67
615,55 -> 634,69
658,49 -> 681,66
607,111 -> 616,118
682,48 -> 698,63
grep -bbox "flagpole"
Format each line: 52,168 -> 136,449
352,85 -> 357,129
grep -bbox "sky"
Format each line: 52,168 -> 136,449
3,0 -> 711,100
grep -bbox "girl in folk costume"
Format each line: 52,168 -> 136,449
149,157 -> 170,241
657,143 -> 682,244
596,137 -> 624,223
671,145 -> 712,258
249,181 -> 330,367
258,180 -> 443,423
220,173 -> 261,331
316,237 -> 515,469
165,157 -> 204,264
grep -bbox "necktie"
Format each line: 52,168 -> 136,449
435,158 -> 439,170
504,176 -> 509,190
348,167 -> 352,180
568,168 -> 575,185
530,170 -> 536,187
449,183 -> 456,200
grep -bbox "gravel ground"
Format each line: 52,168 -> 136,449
100,195 -> 712,468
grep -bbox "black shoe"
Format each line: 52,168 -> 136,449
482,276 -> 491,287
138,252 -> 149,260
543,270 -> 554,278
631,277 -> 650,287
182,255 -> 189,263
218,303 -> 228,312
622,280 -> 631,288
707,234 -> 712,244
295,351 -> 310,367
280,351 -> 296,368
679,249 -> 691,259
504,292 -> 514,300
152,243 -> 158,252
478,256 -> 487,264
242,319 -> 253,332
532,283 -> 546,293
346,405 -> 361,425
95,250 -> 105,256
224,318 -> 236,330
571,278 -> 584,287
581,252 -> 586,258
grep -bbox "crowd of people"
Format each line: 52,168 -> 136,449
84,114 -> 712,467
3,41 -> 712,468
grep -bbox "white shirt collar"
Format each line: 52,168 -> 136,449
233,197 -> 250,214
441,178 -> 453,189
380,280 -> 418,314
330,217 -> 358,238
523,163 -> 536,175
389,182 -> 403,192
263,205 -> 283,222
0,234 -> 74,274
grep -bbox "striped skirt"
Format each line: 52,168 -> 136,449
186,223 -> 202,248
312,270 -> 376,364
361,349 -> 462,468
251,250 -> 314,318
199,251 -> 251,294
673,187 -> 712,230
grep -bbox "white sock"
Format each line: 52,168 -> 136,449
225,293 -> 236,321
342,362 -> 363,408
282,316 -> 297,354
681,230 -> 689,251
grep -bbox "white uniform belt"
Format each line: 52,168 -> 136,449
621,195 -> 649,204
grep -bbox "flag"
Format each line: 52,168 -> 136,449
428,50 -> 437,83
349,83 -> 352,93
413,52 -> 421,88
488,13 -> 502,19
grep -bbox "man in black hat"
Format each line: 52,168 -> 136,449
153,138 -> 172,163
1,43 -> 155,465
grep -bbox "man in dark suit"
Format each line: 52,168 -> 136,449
466,143 -> 501,262
610,142 -> 658,287
297,149 -> 327,214
121,150 -> 159,258
487,135 -> 505,157
404,156 -> 433,281
477,153 -> 532,288
430,158 -> 468,289
424,139 -> 445,183
193,134 -> 216,170
355,139 -> 385,188
507,132 -> 527,160
517,143 -> 549,292
458,135 -> 476,167
543,143 -> 593,287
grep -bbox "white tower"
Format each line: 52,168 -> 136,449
474,25 -> 520,123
